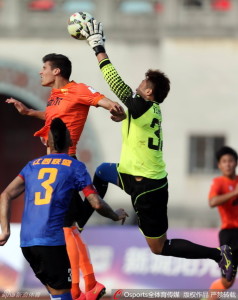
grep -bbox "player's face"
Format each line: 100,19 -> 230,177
136,79 -> 153,100
218,154 -> 237,178
39,61 -> 57,87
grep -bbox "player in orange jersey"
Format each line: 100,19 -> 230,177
6,53 -> 126,300
208,146 -> 238,294
7,53 -> 124,154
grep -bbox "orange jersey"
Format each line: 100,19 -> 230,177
34,81 -> 104,155
208,175 -> 238,229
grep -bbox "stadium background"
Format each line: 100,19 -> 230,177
1,0 -> 238,297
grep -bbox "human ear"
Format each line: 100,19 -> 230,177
53,68 -> 60,75
145,88 -> 153,96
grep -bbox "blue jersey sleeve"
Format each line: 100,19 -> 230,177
19,163 -> 31,180
74,161 -> 92,191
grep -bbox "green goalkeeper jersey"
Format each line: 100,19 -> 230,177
99,59 -> 167,180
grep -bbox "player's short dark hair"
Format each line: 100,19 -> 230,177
146,69 -> 170,104
42,53 -> 72,80
50,118 -> 70,152
216,146 -> 238,162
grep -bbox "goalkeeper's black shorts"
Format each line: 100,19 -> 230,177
119,173 -> 169,238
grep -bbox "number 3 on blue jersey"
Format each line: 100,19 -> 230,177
35,168 -> 58,205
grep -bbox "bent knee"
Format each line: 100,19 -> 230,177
150,248 -> 163,255
147,241 -> 165,255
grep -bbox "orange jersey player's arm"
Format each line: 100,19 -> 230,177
6,98 -> 45,120
208,178 -> 238,207
6,97 -> 125,122
97,97 -> 126,122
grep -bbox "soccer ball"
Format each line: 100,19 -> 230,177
67,11 -> 93,40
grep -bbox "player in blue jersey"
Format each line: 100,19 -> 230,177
6,53 -> 125,300
0,118 -> 128,300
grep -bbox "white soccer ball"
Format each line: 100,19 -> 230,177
67,11 -> 93,40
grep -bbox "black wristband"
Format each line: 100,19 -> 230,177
93,45 -> 106,56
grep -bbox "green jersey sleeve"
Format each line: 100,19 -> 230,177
99,58 -> 133,105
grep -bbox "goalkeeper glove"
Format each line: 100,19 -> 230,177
81,19 -> 106,55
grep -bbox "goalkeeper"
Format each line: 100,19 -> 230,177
81,20 -> 235,283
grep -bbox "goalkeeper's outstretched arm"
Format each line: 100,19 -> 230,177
97,54 -> 133,106
82,20 -> 133,106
